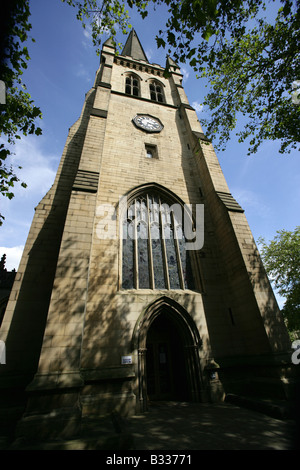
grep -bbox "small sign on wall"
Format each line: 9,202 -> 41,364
121,355 -> 132,365
0,81 -> 6,105
0,341 -> 6,364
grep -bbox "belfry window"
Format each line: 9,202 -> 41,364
149,80 -> 165,103
125,74 -> 140,96
145,144 -> 158,159
122,193 -> 195,290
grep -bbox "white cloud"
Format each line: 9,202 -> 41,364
192,101 -> 203,114
231,188 -> 271,218
180,66 -> 189,82
81,20 -> 111,50
76,63 -> 91,82
9,135 -> 57,198
82,25 -> 93,49
0,135 -> 59,258
0,246 -> 24,271
145,49 -> 153,61
83,27 -> 92,40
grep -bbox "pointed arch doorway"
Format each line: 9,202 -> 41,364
133,297 -> 204,411
146,312 -> 188,401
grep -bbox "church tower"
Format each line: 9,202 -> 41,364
0,30 -> 292,440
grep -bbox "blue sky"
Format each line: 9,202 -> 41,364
0,0 -> 299,307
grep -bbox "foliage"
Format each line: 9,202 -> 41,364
0,0 -> 42,224
62,0 -> 300,155
258,227 -> 300,338
198,1 -> 300,155
62,0 -> 133,51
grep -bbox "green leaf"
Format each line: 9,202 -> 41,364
156,37 -> 166,49
189,57 -> 197,67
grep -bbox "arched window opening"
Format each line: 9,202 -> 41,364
122,193 -> 195,290
125,74 -> 140,96
149,80 -> 165,103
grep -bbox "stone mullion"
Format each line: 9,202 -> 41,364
172,211 -> 185,289
134,199 -> 139,289
147,195 -> 155,290
159,197 -> 170,290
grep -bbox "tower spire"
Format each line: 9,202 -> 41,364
121,28 -> 148,62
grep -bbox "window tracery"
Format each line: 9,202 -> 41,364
122,192 -> 195,290
125,73 -> 140,96
149,80 -> 165,103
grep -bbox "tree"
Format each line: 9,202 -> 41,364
258,227 -> 300,339
0,1 -> 42,224
62,0 -> 300,155
199,1 -> 300,155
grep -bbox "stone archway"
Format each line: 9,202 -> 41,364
132,296 -> 204,412
146,312 -> 188,401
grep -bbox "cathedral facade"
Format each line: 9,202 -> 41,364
0,30 -> 292,440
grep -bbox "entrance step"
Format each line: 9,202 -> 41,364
225,393 -> 295,420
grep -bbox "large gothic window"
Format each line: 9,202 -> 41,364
122,192 -> 195,290
149,80 -> 165,103
125,74 -> 140,96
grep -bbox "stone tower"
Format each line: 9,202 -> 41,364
0,30 -> 292,440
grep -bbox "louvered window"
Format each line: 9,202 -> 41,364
149,81 -> 165,103
125,74 -> 140,96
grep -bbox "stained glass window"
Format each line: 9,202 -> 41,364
122,193 -> 195,290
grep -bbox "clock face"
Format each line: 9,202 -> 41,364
133,115 -> 163,133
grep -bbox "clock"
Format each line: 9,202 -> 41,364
133,115 -> 163,133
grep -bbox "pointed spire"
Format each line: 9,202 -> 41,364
103,37 -> 115,48
121,29 -> 148,62
166,56 -> 180,71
